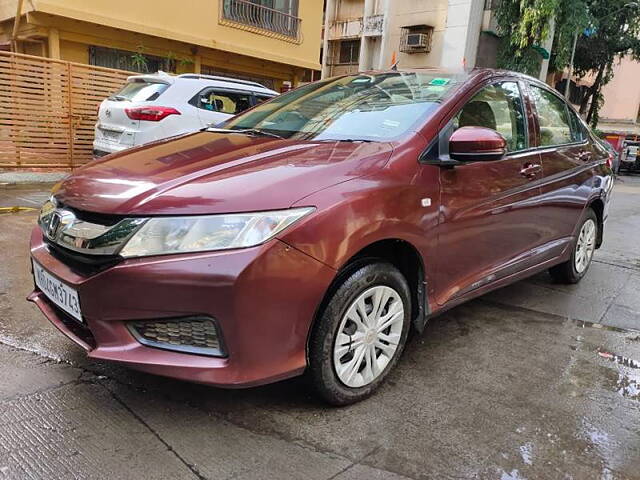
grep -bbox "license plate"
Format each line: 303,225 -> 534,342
33,261 -> 83,322
100,128 -> 121,141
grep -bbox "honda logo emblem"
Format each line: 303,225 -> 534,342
45,209 -> 75,240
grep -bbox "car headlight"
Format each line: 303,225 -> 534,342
119,207 -> 314,258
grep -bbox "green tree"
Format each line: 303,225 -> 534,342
572,1 -> 640,125
496,0 -> 640,127
496,0 -> 589,75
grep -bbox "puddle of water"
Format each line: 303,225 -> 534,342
573,319 -> 638,334
519,442 -> 533,466
615,373 -> 640,400
597,349 -> 640,369
500,469 -> 527,480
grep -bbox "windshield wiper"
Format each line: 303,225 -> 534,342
108,95 -> 128,101
316,138 -> 375,143
232,128 -> 284,139
204,126 -> 284,140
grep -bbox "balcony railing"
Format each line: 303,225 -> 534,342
363,14 -> 384,36
220,0 -> 302,42
329,18 -> 363,40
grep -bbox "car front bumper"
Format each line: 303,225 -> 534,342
28,227 -> 336,387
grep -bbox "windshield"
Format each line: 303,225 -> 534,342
222,72 -> 466,141
110,81 -> 169,102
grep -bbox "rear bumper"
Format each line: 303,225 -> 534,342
92,138 -> 131,156
28,227 -> 336,387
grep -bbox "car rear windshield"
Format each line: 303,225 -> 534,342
222,72 -> 466,141
109,80 -> 169,102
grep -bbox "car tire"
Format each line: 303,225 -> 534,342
308,261 -> 411,406
549,208 -> 598,284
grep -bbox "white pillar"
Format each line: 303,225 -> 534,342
376,0 -> 393,69
321,0 -> 336,78
441,0 -> 484,70
538,17 -> 555,82
358,0 -> 376,71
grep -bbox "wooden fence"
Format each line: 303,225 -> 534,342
0,51 -> 131,169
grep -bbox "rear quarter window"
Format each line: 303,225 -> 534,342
530,85 -> 573,146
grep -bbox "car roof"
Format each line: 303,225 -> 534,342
125,72 -> 278,96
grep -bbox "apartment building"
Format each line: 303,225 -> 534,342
0,0 -> 323,89
597,57 -> 640,147
321,0 -> 485,77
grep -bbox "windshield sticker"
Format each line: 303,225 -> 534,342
429,78 -> 451,86
382,120 -> 401,129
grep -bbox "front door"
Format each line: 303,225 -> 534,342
436,81 -> 544,306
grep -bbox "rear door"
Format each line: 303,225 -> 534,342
526,83 -> 602,246
436,80 -> 545,305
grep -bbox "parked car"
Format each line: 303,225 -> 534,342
620,140 -> 640,174
600,139 -> 620,174
93,72 -> 278,157
32,69 -> 613,405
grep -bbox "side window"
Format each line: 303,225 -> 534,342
454,82 -> 527,152
568,109 -> 588,142
530,85 -> 573,146
254,94 -> 274,106
196,89 -> 253,114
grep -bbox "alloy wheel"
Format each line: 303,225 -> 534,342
333,285 -> 404,388
575,218 -> 597,273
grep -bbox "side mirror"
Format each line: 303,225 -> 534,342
449,126 -> 507,162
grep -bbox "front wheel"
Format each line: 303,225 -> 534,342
308,262 -> 410,405
549,208 -> 598,284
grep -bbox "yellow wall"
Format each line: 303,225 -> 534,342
11,0 -> 322,70
59,39 -> 87,64
0,0 -> 321,87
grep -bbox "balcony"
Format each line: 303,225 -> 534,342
363,14 -> 384,37
220,0 -> 302,43
328,18 -> 363,40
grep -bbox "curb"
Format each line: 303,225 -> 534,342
0,172 -> 68,185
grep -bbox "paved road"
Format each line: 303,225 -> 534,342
1,177 -> 639,479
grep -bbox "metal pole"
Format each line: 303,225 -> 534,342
565,29 -> 578,99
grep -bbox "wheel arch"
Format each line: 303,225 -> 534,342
306,238 -> 428,362
587,197 -> 605,248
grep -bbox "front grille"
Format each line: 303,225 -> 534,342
55,202 -> 127,227
45,236 -> 122,276
128,317 -> 225,357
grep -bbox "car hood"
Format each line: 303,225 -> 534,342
53,132 -> 394,215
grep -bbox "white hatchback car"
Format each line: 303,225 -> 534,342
93,73 -> 278,157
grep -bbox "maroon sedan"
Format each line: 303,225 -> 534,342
29,69 -> 613,404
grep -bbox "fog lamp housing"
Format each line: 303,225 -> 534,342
127,316 -> 226,357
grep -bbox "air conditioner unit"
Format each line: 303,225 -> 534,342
406,33 -> 428,49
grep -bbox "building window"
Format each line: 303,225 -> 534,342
221,0 -> 301,40
400,25 -> 434,54
339,40 -> 360,65
89,46 -> 171,73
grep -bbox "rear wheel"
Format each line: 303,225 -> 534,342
549,208 -> 598,284
308,262 -> 410,405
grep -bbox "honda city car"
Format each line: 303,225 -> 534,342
30,69 -> 613,405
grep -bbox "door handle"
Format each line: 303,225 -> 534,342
520,163 -> 542,179
578,151 -> 593,162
